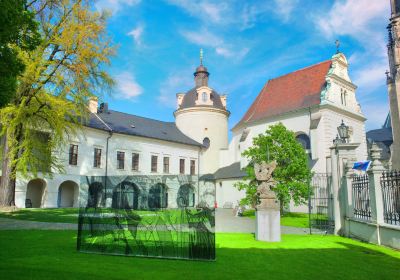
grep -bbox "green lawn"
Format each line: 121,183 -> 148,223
0,208 -> 79,223
243,209 -> 312,228
0,230 -> 399,280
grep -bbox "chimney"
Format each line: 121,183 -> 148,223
88,97 -> 98,113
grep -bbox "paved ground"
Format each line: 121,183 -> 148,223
0,209 -> 313,234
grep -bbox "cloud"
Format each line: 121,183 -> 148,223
115,72 -> 143,100
315,0 -> 387,45
181,29 -> 249,59
165,0 -> 227,23
274,0 -> 298,22
127,24 -> 144,46
95,0 -> 141,14
158,70 -> 193,108
353,61 -> 387,94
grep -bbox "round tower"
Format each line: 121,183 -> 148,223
174,52 -> 230,174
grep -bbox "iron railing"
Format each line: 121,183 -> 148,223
381,170 -> 400,226
352,174 -> 371,220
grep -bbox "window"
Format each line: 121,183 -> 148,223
341,89 -> 347,106
93,148 -> 102,168
203,137 -> 210,149
202,92 -> 207,102
163,157 -> 170,173
132,153 -> 139,171
180,158 -> 185,174
190,160 -> 196,175
117,151 -> 125,170
69,144 -> 78,165
151,155 -> 158,172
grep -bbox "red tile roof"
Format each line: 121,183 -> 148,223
236,60 -> 332,128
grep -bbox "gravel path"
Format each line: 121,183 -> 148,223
0,209 -> 316,234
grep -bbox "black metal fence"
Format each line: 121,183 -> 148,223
381,170 -> 400,226
352,174 -> 371,220
309,173 -> 334,233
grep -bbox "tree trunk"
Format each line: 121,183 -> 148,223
0,134 -> 17,207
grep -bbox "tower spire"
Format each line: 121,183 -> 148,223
335,39 -> 340,54
200,48 -> 203,65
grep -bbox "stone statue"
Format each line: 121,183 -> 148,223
254,161 -> 280,210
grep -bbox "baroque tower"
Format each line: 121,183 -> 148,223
387,0 -> 400,169
174,51 -> 230,174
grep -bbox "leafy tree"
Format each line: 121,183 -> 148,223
0,0 -> 41,107
0,0 -> 114,206
235,123 -> 312,210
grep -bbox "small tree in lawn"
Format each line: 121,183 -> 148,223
235,123 -> 312,211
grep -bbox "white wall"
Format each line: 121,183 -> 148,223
215,179 -> 246,208
15,126 -> 201,208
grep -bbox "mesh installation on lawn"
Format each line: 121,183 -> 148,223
77,175 -> 215,261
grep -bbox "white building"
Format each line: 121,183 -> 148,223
12,52 -> 368,210
215,52 -> 368,208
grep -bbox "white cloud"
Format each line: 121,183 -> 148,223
315,0 -> 387,46
274,0 -> 298,22
115,72 -> 143,100
353,61 -> 387,94
165,0 -> 227,23
95,0 -> 141,14
158,70 -> 193,108
128,24 -> 144,46
181,29 -> 249,59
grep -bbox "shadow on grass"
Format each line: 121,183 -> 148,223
0,231 -> 399,280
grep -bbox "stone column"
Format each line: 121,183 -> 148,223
367,143 -> 386,225
344,159 -> 356,220
388,80 -> 400,169
330,143 -> 360,235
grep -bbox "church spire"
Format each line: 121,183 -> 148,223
194,49 -> 209,87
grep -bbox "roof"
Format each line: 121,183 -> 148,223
180,87 -> 225,110
213,162 -> 247,180
86,110 -> 202,147
235,60 -> 332,128
366,128 -> 393,146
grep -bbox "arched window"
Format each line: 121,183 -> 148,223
177,184 -> 195,208
87,182 -> 103,208
148,183 -> 168,209
203,137 -> 210,149
296,134 -> 311,150
112,181 -> 140,209
202,92 -> 207,102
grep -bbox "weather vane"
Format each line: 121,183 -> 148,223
200,48 -> 203,65
335,39 -> 340,54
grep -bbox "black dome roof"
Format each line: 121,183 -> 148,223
179,87 -> 225,110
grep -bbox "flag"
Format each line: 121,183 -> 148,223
352,161 -> 371,171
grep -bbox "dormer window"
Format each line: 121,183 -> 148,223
202,92 -> 207,102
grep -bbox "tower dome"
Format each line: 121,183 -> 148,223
174,50 -> 229,174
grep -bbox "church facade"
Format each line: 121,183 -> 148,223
13,52 -> 368,210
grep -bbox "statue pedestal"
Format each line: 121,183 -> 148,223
256,205 -> 281,242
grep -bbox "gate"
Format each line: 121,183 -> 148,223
308,173 -> 334,233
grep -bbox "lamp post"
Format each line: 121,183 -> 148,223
337,120 -> 350,143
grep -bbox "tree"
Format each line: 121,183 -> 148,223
235,123 -> 312,210
0,0 -> 41,107
0,0 -> 114,206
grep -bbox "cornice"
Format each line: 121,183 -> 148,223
174,106 -> 230,117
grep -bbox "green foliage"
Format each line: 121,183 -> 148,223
235,123 -> 312,208
0,0 -> 41,107
0,0 -> 115,180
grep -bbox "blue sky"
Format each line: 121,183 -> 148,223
95,0 -> 390,134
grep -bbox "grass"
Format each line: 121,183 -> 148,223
0,208 -> 79,223
0,230 -> 399,280
242,209 -> 313,228
0,208 -> 210,225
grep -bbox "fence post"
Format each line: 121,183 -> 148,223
367,143 -> 385,225
344,159 -> 355,220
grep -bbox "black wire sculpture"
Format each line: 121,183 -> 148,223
77,175 -> 215,261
